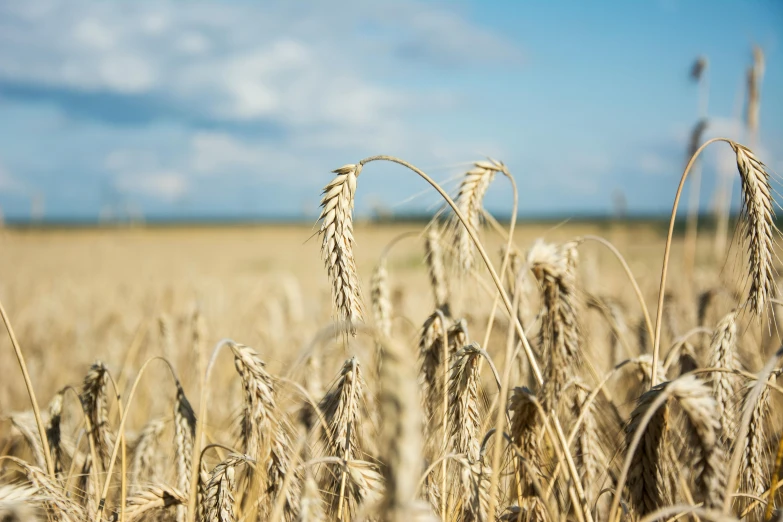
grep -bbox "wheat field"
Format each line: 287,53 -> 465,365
1,148 -> 782,522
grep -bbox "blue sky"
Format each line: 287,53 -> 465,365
0,0 -> 781,221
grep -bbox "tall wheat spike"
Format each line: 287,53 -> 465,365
527,240 -> 581,409
44,389 -> 66,477
201,453 -> 252,522
508,386 -> 548,521
80,361 -> 113,472
731,142 -> 777,317
230,342 -> 299,520
371,257 -> 393,354
627,382 -> 673,516
571,381 -> 605,507
707,312 -> 738,447
424,225 -> 450,312
419,311 -> 447,436
448,343 -> 482,463
448,343 -> 488,522
174,381 -> 196,522
671,376 -> 725,509
318,164 -> 364,334
453,159 -> 504,272
738,375 -> 772,511
319,356 -> 366,517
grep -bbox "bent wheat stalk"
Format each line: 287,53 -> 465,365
650,138 -> 776,386
352,155 -> 544,385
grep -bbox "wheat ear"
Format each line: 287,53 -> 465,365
80,361 -> 114,473
5,456 -> 84,522
319,356 -> 366,518
626,382 -> 674,516
673,376 -> 726,509
377,335 -> 436,521
508,386 -> 546,515
125,484 -> 186,522
10,412 -> 47,471
570,382 -> 606,507
738,375 -> 772,509
174,382 -> 197,522
201,453 -> 252,522
371,258 -> 392,340
528,240 -> 582,409
453,159 -> 504,272
707,312 -> 739,448
425,225 -> 450,312
448,343 -> 483,464
130,418 -> 165,491
732,142 -> 777,317
45,389 -> 66,477
230,342 -> 299,520
318,164 -> 364,335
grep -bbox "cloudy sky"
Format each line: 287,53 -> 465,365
0,0 -> 781,221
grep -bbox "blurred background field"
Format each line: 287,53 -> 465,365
0,219 -> 703,409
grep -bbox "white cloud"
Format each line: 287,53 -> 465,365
190,132 -> 266,173
114,171 -> 188,201
0,1 -> 519,130
0,0 -> 527,216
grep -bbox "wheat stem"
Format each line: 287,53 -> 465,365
0,297 -> 54,477
651,137 -> 730,387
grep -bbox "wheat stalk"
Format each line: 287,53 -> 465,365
318,164 -> 364,334
371,257 -> 393,342
651,138 -> 776,386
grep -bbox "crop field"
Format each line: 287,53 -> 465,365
1,151 -> 782,521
